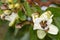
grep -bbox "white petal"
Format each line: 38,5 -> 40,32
37,30 -> 46,39
5,16 -> 11,21
31,13 -> 39,22
9,12 -> 18,21
40,11 -> 51,20
48,24 -> 59,35
50,15 -> 53,19
47,19 -> 52,25
34,18 -> 42,23
9,12 -> 18,26
40,14 -> 47,20
41,6 -> 48,11
33,24 -> 43,30
9,18 -> 16,26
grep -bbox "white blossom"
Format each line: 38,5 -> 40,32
0,12 -> 18,26
32,11 -> 59,39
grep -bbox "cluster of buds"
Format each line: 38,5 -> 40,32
6,0 -> 20,9
8,3 -> 20,9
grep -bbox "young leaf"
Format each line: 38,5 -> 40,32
46,7 -> 60,17
24,0 -> 33,16
31,5 -> 42,14
18,10 -> 26,21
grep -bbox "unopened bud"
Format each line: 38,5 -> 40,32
6,0 -> 13,3
4,10 -> 11,15
8,4 -> 14,9
15,3 -> 20,8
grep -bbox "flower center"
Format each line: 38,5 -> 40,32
40,21 -> 47,29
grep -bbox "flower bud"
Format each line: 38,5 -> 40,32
15,3 -> 20,8
4,10 -> 11,15
32,12 -> 39,19
6,0 -> 13,3
8,4 -> 14,9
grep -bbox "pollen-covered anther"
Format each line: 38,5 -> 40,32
40,21 -> 47,29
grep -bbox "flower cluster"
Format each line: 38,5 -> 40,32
0,0 -> 59,39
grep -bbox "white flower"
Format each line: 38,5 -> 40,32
0,12 -> 18,26
32,11 -> 59,39
5,12 -> 18,26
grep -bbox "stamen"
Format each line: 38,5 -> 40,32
40,21 -> 47,29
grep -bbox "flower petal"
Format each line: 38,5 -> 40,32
9,18 -> 16,26
48,24 -> 59,35
33,23 -> 43,30
5,16 -> 11,21
31,13 -> 39,22
47,19 -> 52,25
40,11 -> 52,20
34,18 -> 42,23
9,12 -> 18,26
37,30 -> 46,39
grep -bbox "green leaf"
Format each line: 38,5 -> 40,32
24,0 -> 33,16
15,24 -> 30,40
0,21 -> 9,40
4,27 -> 16,40
53,17 -> 60,40
0,10 -> 3,14
29,26 -> 40,40
31,5 -> 42,14
14,28 -> 20,36
46,7 -> 60,17
20,32 -> 30,40
0,1 -> 3,6
20,0 -> 24,3
18,10 -> 26,21
13,0 -> 17,3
